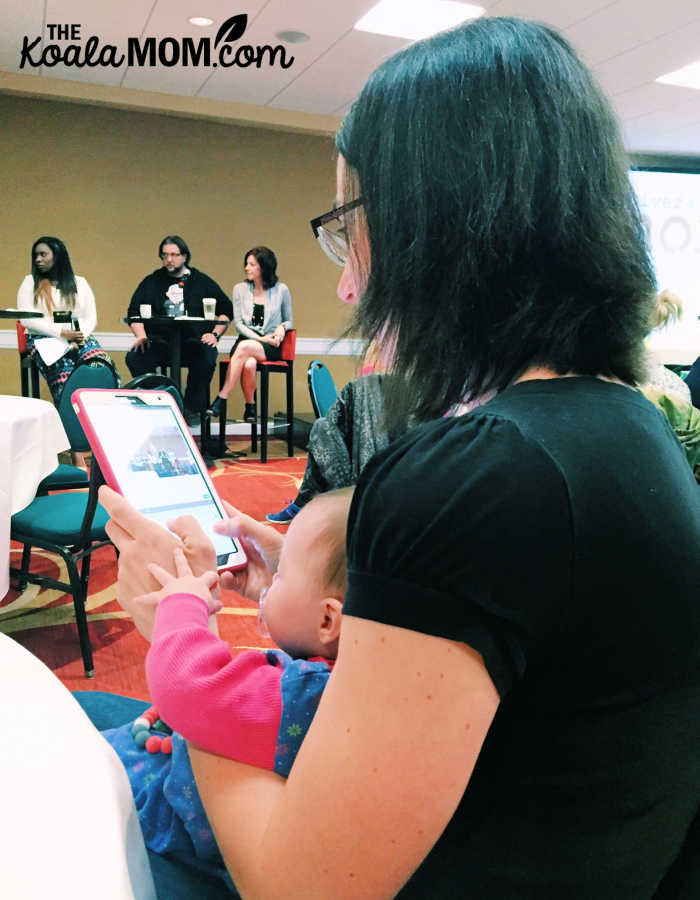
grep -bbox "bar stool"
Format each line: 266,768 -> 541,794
16,322 -> 40,398
252,329 -> 296,463
210,329 -> 296,462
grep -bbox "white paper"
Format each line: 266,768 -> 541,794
33,337 -> 70,366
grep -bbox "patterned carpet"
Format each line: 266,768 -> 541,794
1,448 -> 307,699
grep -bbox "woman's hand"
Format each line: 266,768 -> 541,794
262,330 -> 283,347
215,500 -> 283,602
167,513 -> 219,574
99,485 -> 220,640
61,329 -> 84,344
148,548 -> 221,615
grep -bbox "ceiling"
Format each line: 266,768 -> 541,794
2,0 -> 700,155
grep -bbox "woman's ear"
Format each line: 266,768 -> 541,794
318,596 -> 343,647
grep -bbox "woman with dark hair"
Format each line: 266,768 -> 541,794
100,18 -> 699,898
17,236 -> 112,463
206,246 -> 293,423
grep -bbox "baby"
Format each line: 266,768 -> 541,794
103,488 -> 352,879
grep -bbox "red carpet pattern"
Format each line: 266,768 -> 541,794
1,451 -> 306,700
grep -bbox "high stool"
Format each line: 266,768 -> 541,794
252,329 -> 296,463
212,329 -> 296,463
16,322 -> 40,398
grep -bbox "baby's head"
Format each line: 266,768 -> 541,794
649,289 -> 683,331
259,488 -> 353,660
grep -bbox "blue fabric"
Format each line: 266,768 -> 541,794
274,654 -> 332,776
78,656 -> 332,894
99,653 -> 332,863
74,659 -> 333,893
73,692 -> 237,899
265,502 -> 300,523
103,726 -> 223,868
73,691 -> 148,729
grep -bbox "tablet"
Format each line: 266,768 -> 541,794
73,388 -> 247,572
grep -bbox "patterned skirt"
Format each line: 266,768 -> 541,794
26,334 -> 114,403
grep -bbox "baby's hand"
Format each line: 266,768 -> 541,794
148,548 -> 221,615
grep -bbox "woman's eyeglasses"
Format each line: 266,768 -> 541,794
310,198 -> 363,267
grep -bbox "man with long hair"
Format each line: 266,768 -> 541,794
125,235 -> 233,424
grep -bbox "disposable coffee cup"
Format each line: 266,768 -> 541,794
203,298 -> 217,320
139,304 -> 152,319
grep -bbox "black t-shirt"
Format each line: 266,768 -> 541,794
127,267 -> 233,340
251,302 -> 265,331
346,377 -> 700,898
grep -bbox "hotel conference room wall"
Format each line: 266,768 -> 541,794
0,93 -> 360,412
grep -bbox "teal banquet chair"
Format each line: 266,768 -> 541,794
10,361 -> 120,677
121,372 -> 184,411
37,357 -> 120,494
307,359 -> 339,418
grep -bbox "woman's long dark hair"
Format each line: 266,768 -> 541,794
31,236 -> 78,303
244,246 -> 279,289
336,18 -> 656,425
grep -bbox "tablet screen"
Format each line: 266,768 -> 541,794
87,398 -> 238,560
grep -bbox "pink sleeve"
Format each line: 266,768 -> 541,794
146,592 -> 283,769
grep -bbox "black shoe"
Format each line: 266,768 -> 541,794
243,402 -> 256,424
206,396 -> 226,418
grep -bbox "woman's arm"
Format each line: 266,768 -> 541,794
101,488 -> 499,896
278,283 -> 293,331
75,276 -> 97,336
232,283 -> 263,340
190,614 -> 500,900
17,276 -> 61,337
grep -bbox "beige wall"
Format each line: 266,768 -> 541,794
0,92 -> 361,415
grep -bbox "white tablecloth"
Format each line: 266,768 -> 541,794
0,395 -> 70,598
0,632 -> 156,899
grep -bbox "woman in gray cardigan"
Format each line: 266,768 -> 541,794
207,246 -> 293,422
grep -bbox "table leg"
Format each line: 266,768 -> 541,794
169,326 -> 182,396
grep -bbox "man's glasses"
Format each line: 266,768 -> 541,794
310,198 -> 363,267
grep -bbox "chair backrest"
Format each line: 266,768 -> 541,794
122,373 -> 184,411
307,359 -> 339,418
16,321 -> 28,355
281,329 -> 296,361
59,361 -> 120,452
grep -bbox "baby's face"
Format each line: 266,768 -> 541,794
258,502 -> 328,658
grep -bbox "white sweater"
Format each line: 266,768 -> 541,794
17,274 -> 98,338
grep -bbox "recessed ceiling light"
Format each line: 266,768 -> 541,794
276,30 -> 310,44
355,0 -> 484,42
188,16 -> 214,28
657,60 -> 700,91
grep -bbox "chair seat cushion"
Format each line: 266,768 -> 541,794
11,494 -> 109,544
38,464 -> 89,492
